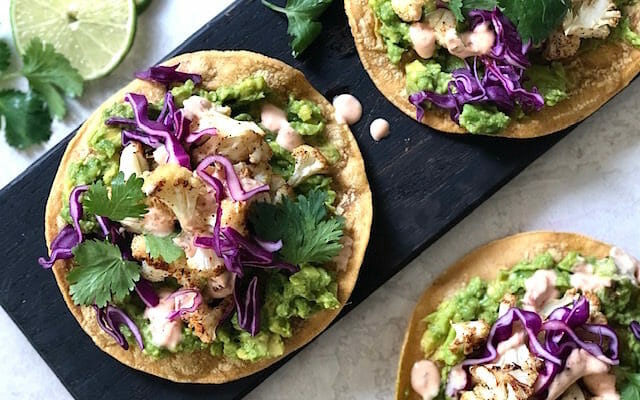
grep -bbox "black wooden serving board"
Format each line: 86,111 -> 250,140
0,0 -> 588,399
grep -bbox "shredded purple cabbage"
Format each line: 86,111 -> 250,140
409,8 -> 543,124
94,304 -> 144,350
124,92 -> 191,168
196,155 -> 269,201
234,276 -> 261,336
166,289 -> 202,321
631,321 -> 640,340
134,64 -> 202,86
185,127 -> 217,144
38,225 -> 79,268
135,279 -> 159,308
462,297 -> 620,398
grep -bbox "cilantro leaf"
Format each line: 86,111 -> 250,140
21,38 -> 83,119
249,190 -> 344,265
83,172 -> 148,221
448,0 -> 497,22
0,40 -> 11,73
0,89 -> 52,149
68,240 -> 140,307
144,234 -> 185,263
620,370 -> 640,400
498,0 -> 570,44
261,0 -> 333,57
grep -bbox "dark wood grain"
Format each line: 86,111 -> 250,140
0,0 -> 581,399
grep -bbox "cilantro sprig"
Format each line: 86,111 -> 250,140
249,190 -> 344,265
261,0 -> 333,57
0,38 -> 83,149
83,172 -> 148,221
68,240 -> 141,307
448,0 -> 570,44
144,234 -> 185,263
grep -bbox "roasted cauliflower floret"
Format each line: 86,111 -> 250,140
288,144 -> 330,187
391,0 -> 423,22
119,142 -> 149,179
120,196 -> 176,237
191,129 -> 272,165
449,320 -> 491,356
544,28 -> 581,60
184,96 -> 265,136
461,344 -> 541,400
563,0 -> 621,39
142,164 -> 214,233
184,296 -> 234,343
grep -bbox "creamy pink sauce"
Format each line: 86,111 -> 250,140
144,291 -> 183,350
523,269 -> 558,311
496,328 -> 526,356
569,265 -> 612,292
411,360 -> 440,400
370,118 -> 390,141
447,22 -> 496,59
583,373 -> 619,400
332,94 -> 362,125
609,247 -> 640,283
260,103 -> 303,151
139,205 -> 176,237
409,22 -> 437,59
445,364 -> 467,397
545,349 -> 610,400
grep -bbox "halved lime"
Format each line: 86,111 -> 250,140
10,0 -> 137,80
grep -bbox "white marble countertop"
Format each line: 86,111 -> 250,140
2,1 -> 640,399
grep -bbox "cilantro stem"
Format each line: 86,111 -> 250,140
0,71 -> 22,82
261,0 -> 287,14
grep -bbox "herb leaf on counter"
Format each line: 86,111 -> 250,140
261,0 -> 333,57
83,172 -> 148,221
0,89 -> 51,149
21,39 -> 84,118
68,240 -> 140,307
0,40 -> 11,73
249,190 -> 344,265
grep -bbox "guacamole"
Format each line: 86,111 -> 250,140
458,104 -> 511,134
405,60 -> 451,96
524,63 -> 569,107
369,0 -> 411,63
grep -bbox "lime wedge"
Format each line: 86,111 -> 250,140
10,0 -> 137,80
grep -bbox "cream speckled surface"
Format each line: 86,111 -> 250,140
2,1 -> 640,399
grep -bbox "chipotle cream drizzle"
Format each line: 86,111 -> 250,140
260,103 -> 303,151
332,94 -> 362,125
409,22 -> 437,59
411,360 -> 440,400
370,118 -> 390,141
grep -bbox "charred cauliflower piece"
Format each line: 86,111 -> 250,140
563,0 -> 621,39
119,142 -> 149,179
391,0 -> 423,22
544,28 -> 581,60
184,296 -> 234,343
461,344 -> 540,400
191,129 -> 272,165
288,145 -> 330,187
449,320 -> 491,356
120,196 -> 176,237
142,164 -> 214,233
